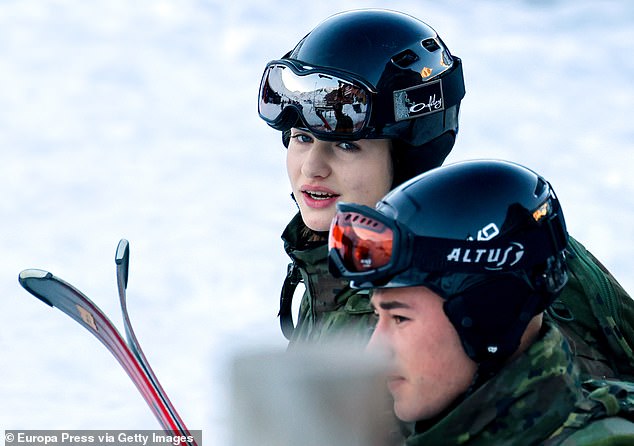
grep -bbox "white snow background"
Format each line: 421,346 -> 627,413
1,0 -> 632,443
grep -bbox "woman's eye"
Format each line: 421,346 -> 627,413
337,141 -> 360,152
290,133 -> 313,143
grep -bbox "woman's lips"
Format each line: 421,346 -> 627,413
300,187 -> 340,209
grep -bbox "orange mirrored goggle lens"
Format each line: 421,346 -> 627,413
329,211 -> 394,272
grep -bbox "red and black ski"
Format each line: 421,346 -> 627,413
18,239 -> 196,445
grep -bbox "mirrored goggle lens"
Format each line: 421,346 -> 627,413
329,211 -> 394,272
259,63 -> 371,136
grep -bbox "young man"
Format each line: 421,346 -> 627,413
328,159 -> 634,444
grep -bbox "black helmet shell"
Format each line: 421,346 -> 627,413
372,159 -> 569,364
288,9 -> 450,88
277,9 -> 465,149
378,159 -> 557,242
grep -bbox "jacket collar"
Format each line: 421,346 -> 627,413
281,212 -> 351,313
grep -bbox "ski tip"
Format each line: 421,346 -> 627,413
19,268 -> 53,281
115,238 -> 130,289
115,239 -> 130,265
18,269 -> 55,307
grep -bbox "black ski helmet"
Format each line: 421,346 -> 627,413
328,160 -> 569,363
258,9 -> 465,185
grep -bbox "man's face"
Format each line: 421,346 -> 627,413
368,286 -> 478,422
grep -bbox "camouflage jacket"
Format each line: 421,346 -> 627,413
280,214 -> 634,379
552,237 -> 634,380
280,213 -> 375,345
405,323 -> 634,446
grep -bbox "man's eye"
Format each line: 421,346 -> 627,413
393,315 -> 408,325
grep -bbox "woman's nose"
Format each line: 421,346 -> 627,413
301,142 -> 332,178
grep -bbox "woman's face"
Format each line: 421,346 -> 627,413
286,128 -> 393,232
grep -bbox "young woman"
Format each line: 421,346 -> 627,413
258,9 -> 634,378
280,131 -> 395,344
259,9 -> 465,344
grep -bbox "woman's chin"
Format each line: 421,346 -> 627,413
300,210 -> 335,233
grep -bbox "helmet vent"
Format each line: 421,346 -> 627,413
421,38 -> 441,52
534,177 -> 548,197
391,49 -> 419,68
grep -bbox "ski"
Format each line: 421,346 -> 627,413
18,240 -> 197,445
114,239 -> 193,438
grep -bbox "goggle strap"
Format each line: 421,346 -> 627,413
440,57 -> 465,110
410,228 -> 558,274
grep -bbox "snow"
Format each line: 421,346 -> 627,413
0,0 -> 632,443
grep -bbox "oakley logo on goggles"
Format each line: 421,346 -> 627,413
258,60 -> 374,139
329,201 -> 566,287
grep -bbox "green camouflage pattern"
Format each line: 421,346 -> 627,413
282,213 -> 375,346
555,418 -> 634,446
553,237 -> 634,380
546,379 -> 634,445
405,323 -> 634,445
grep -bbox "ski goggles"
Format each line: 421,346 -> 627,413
328,201 -> 566,289
329,202 -> 439,289
258,59 -> 374,139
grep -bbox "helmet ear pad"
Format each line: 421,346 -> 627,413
441,274 -> 547,363
391,131 -> 456,187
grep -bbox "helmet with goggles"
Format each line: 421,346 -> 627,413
328,160 -> 569,363
258,9 -> 466,184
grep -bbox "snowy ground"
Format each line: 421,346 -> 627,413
1,0 -> 632,443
